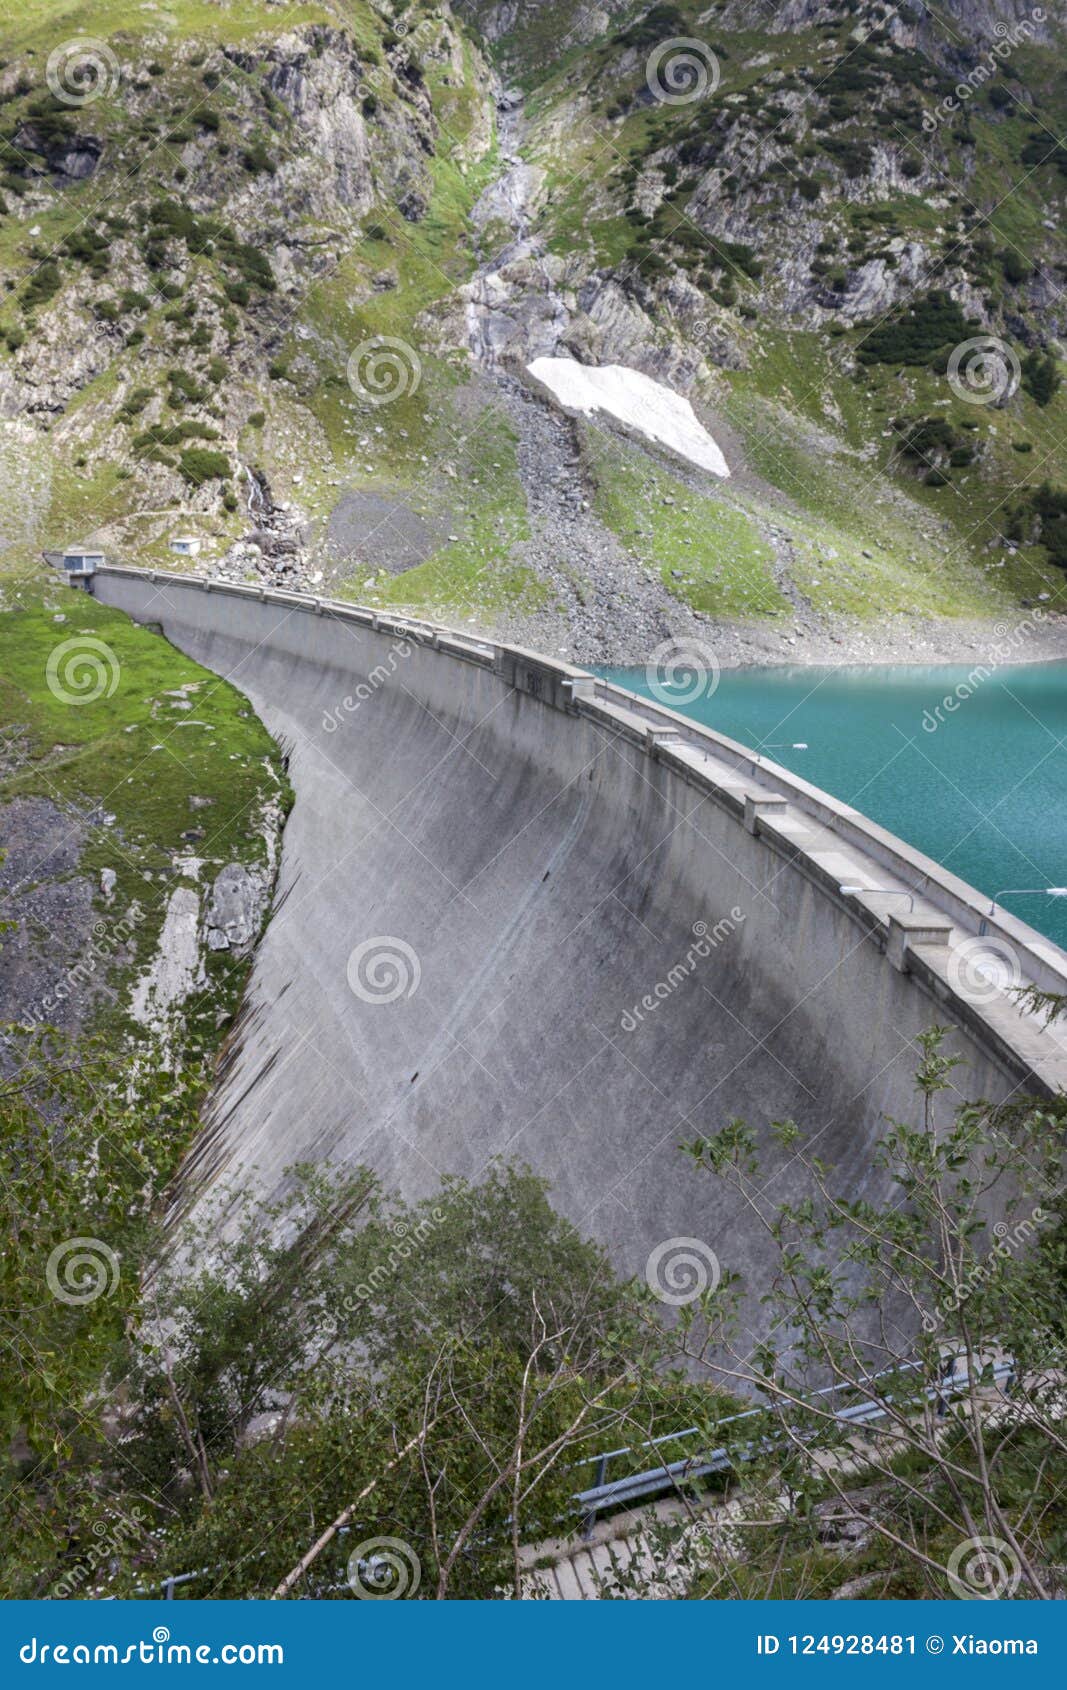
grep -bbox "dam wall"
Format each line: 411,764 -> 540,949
94,566 -> 1067,1301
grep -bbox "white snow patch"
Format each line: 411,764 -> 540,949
527,357 -> 730,478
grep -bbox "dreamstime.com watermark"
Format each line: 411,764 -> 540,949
921,12 -> 1046,133
645,38 -> 720,105
46,636 -> 121,705
947,334 -> 1021,406
355,6 -> 431,105
15,904 -> 145,1031
321,635 -> 415,732
619,911 -> 745,1032
920,609 -> 1046,731
46,37 -> 120,106
946,1534 -> 1023,1600
922,1206 -> 1049,1333
18,1628 -> 283,1666
46,1237 -> 120,1306
50,1507 -> 147,1601
345,1209 -> 445,1306
947,935 -> 1021,1006
347,1536 -> 421,1599
645,637 -> 721,705
346,336 -> 422,405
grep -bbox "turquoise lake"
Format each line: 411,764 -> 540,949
599,662 -> 1067,952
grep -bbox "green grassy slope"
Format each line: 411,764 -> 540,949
0,581 -> 290,1044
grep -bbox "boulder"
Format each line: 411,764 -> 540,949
204,863 -> 265,955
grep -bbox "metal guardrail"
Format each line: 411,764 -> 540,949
573,1355 -> 1017,1535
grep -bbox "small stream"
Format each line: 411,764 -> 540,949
465,92 -> 569,368
599,660 -> 1067,951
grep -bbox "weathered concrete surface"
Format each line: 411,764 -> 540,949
93,570 -> 1067,1324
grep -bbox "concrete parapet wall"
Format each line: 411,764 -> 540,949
93,567 -> 1067,1305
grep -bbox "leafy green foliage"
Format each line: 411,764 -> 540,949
1020,132 -> 1067,177
21,262 -> 62,311
1007,480 -> 1067,570
8,1163 -> 696,1600
241,139 -> 276,175
0,1028 -> 204,1453
1021,350 -> 1061,408
178,446 -> 231,484
614,4 -> 687,49
890,414 -> 976,478
682,1031 -> 1067,1600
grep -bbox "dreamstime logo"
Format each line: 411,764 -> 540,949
947,936 -> 1021,1006
620,911 -> 745,1032
46,1237 -> 120,1306
46,637 -> 120,705
947,336 -> 1021,406
346,936 -> 421,1003
46,38 -> 120,106
645,638 -> 720,706
921,11 -> 1045,133
346,336 -> 422,405
947,1534 -> 1022,1599
645,38 -> 720,105
922,1205 -> 1048,1332
920,609 -> 1045,732
347,1536 -> 421,1599
19,904 -> 145,1033
342,1207 -> 446,1307
645,1237 -> 720,1306
51,1505 -> 146,1600
321,636 -> 414,732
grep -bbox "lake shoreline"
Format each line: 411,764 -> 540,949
704,607 -> 1067,674
499,592 -> 1067,673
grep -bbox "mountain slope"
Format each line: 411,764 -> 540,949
2,0 -> 1067,660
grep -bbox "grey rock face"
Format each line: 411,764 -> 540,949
0,798 -> 97,1036
14,124 -> 103,180
931,0 -> 1055,42
204,864 -> 266,955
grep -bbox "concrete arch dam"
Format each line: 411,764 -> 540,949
96,567 -> 1067,1298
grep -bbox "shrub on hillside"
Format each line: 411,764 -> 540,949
1022,350 -> 1061,407
857,289 -> 970,367
179,447 -> 230,485
21,262 -> 62,310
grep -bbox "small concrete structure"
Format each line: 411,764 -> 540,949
170,535 -> 202,558
42,545 -> 105,591
62,545 -> 104,578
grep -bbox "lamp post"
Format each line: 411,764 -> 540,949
980,887 -> 1067,935
839,885 -> 915,913
754,741 -> 808,765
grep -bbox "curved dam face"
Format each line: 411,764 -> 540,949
96,569 -> 1067,1303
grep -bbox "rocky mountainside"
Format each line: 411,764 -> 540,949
2,0 -> 1067,661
